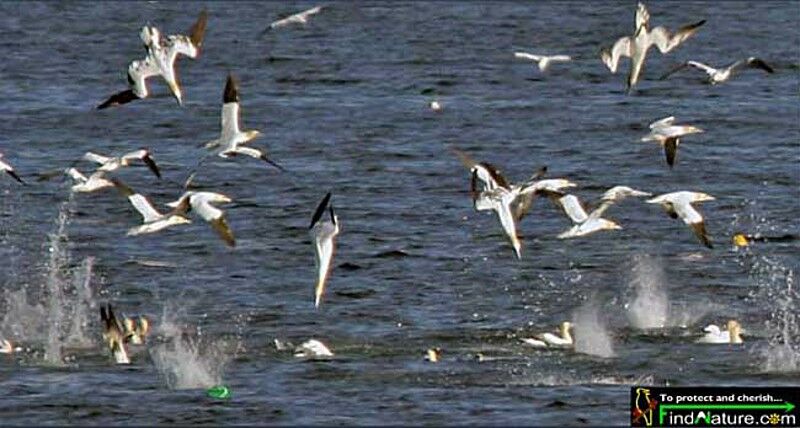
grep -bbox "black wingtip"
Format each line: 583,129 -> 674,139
310,192 -> 332,229
223,73 -> 239,104
97,89 -> 140,110
189,8 -> 208,48
261,155 -> 285,172
6,170 -> 25,184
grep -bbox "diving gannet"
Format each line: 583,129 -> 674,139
696,320 -> 743,344
310,192 -> 339,308
122,316 -> 150,345
111,179 -> 192,236
204,73 -> 284,171
166,191 -> 236,247
65,168 -> 115,193
97,9 -> 208,109
640,116 -> 703,168
647,191 -> 715,248
660,57 -> 774,84
522,322 -> 573,347
0,152 -> 24,184
100,304 -> 131,364
83,149 -> 162,178
543,186 -> 651,239
514,52 -> 572,72
600,2 -> 705,91
268,5 -> 323,30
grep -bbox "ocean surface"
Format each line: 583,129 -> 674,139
0,1 -> 798,425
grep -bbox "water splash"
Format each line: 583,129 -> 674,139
750,256 -> 799,373
43,199 -> 72,364
572,300 -> 615,358
626,255 -> 668,329
64,257 -> 97,348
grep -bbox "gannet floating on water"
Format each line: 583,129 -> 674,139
660,57 -> 774,84
100,304 -> 131,364
640,116 -> 703,168
522,321 -> 573,347
204,73 -> 284,171
122,315 -> 150,345
268,5 -> 323,30
97,9 -> 208,109
310,192 -> 339,308
696,320 -> 743,344
542,186 -> 651,239
0,152 -> 24,184
600,2 -> 705,91
83,149 -> 162,178
514,52 -> 572,72
65,168 -> 115,193
647,191 -> 715,248
166,191 -> 236,247
294,339 -> 334,358
112,178 -> 192,236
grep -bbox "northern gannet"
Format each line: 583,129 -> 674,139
429,100 -> 442,112
83,149 -> 162,178
122,316 -> 150,345
65,168 -> 114,193
204,74 -> 284,171
696,320 -> 743,344
310,192 -> 339,308
97,9 -> 208,109
661,57 -> 774,84
514,52 -> 572,72
268,5 -> 323,30
294,339 -> 334,358
425,347 -> 442,362
647,191 -> 715,248
640,116 -> 703,168
543,186 -> 651,239
0,152 -> 24,184
112,179 -> 192,236
0,338 -> 21,354
522,321 -> 573,347
166,191 -> 236,247
600,2 -> 705,91
100,304 -> 131,364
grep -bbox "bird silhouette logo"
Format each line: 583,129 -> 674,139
632,387 -> 658,426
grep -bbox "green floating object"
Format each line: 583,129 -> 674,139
207,385 -> 231,399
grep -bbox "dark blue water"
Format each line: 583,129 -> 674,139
1,1 -> 798,425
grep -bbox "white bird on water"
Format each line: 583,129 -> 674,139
514,52 -> 572,72
294,339 -> 334,358
268,5 -> 323,30
640,116 -> 704,168
696,320 -> 743,344
660,57 -> 775,84
310,192 -> 340,308
0,152 -> 24,184
97,9 -> 208,109
600,2 -> 705,91
542,186 -> 651,239
522,321 -> 574,347
647,191 -> 715,248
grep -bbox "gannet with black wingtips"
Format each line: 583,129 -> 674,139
310,192 -> 339,308
544,186 -> 651,239
268,5 -> 323,30
600,2 -> 705,91
514,52 -> 572,72
100,304 -> 131,364
640,116 -> 703,168
0,152 -> 24,184
111,178 -> 192,236
696,320 -> 743,344
166,191 -> 236,247
204,73 -> 284,171
83,149 -> 162,178
647,191 -> 715,248
660,57 -> 774,84
97,9 -> 208,109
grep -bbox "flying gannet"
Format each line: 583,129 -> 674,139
542,186 -> 651,239
640,116 -> 703,168
204,73 -> 284,171
111,179 -> 192,236
522,321 -> 573,347
647,191 -> 715,248
310,192 -> 339,308
83,149 -> 162,178
600,2 -> 705,91
268,5 -> 323,30
65,168 -> 115,193
660,57 -> 775,84
0,152 -> 24,184
514,52 -> 572,72
100,304 -> 131,364
166,191 -> 236,247
97,9 -> 208,109
696,320 -> 743,344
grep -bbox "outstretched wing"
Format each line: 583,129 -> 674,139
648,20 -> 706,54
600,36 -> 632,73
514,52 -> 542,62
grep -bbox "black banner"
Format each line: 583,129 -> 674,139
631,386 -> 800,427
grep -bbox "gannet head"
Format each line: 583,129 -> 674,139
691,192 -> 716,203
727,320 -> 743,343
244,130 -> 262,142
732,233 -> 749,248
425,347 -> 442,363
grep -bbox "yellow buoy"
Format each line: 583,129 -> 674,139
732,233 -> 749,247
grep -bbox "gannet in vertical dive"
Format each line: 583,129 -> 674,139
97,9 -> 208,109
100,304 -> 131,364
600,2 -> 705,91
267,5 -> 323,30
122,315 -> 150,345
203,73 -> 284,171
310,192 -> 339,308
696,320 -> 743,344
83,149 -> 162,178
647,191 -> 715,248
521,321 -> 574,347
513,52 -> 572,72
0,152 -> 24,184
166,191 -> 236,247
660,57 -> 775,84
640,116 -> 703,168
542,186 -> 651,239
111,178 -> 192,236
